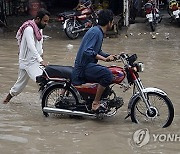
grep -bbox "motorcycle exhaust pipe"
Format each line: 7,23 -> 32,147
72,27 -> 90,33
43,107 -> 96,117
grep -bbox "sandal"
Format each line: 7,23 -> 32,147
91,103 -> 100,111
91,103 -> 108,114
3,93 -> 12,104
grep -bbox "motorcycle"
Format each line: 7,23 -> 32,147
167,0 -> 180,24
14,0 -> 28,16
57,0 -> 98,39
144,0 -> 162,31
36,53 -> 174,128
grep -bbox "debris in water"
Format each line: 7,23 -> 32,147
165,33 -> 169,40
152,35 -> 156,39
85,133 -> 89,136
67,44 -> 74,51
43,35 -> 52,40
130,33 -> 134,36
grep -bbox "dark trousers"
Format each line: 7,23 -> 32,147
84,63 -> 113,87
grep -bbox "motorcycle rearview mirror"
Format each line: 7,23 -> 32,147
127,54 -> 137,65
120,53 -> 128,58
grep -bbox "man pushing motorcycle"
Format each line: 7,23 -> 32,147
71,9 -> 116,112
3,9 -> 50,104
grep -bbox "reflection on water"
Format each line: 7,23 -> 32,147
0,18 -> 180,153
0,135 -> 28,143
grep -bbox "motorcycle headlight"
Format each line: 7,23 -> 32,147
135,62 -> 144,72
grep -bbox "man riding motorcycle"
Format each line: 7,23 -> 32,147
71,9 -> 116,112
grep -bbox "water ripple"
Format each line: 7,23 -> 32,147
0,134 -> 28,143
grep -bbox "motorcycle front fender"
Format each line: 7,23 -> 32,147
127,87 -> 167,110
40,81 -> 83,104
40,81 -> 65,99
173,10 -> 180,19
63,19 -> 69,29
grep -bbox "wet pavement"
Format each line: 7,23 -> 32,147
0,12 -> 180,154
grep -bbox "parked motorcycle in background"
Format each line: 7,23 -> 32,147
167,0 -> 180,24
57,0 -> 98,39
144,0 -> 162,31
36,53 -> 174,128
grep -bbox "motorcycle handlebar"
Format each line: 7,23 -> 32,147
114,53 -> 138,66
114,53 -> 128,60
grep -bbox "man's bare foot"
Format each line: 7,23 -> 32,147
91,101 -> 100,111
3,93 -> 12,104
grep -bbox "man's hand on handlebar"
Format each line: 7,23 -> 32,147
105,55 -> 117,62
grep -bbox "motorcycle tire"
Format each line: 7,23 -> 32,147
150,21 -> 156,32
41,84 -> 79,117
167,7 -> 172,17
177,18 -> 180,26
65,20 -> 80,40
130,92 -> 174,128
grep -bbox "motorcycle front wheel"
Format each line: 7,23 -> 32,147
65,20 -> 80,39
130,92 -> 174,128
41,84 -> 78,117
177,18 -> 180,26
150,21 -> 156,32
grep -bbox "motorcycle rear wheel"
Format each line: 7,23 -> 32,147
65,20 -> 80,39
130,92 -> 174,128
41,84 -> 78,117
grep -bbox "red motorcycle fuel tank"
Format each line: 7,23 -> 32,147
108,66 -> 126,84
75,66 -> 125,95
77,8 -> 92,20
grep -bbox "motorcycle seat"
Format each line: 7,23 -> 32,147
58,11 -> 81,18
44,65 -> 74,80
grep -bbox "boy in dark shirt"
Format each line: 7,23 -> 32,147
72,9 -> 116,112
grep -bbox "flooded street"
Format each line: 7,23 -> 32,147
0,14 -> 180,154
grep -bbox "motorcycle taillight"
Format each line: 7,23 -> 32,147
58,16 -> 64,21
77,14 -> 87,19
81,8 -> 91,15
172,5 -> 178,11
145,8 -> 152,14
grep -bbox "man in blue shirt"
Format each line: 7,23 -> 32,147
72,9 -> 115,112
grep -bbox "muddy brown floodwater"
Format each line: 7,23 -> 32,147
0,13 -> 180,154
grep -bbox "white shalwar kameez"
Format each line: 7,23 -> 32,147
10,26 -> 44,96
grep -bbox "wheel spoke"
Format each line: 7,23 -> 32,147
132,92 -> 174,127
44,86 -> 77,109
